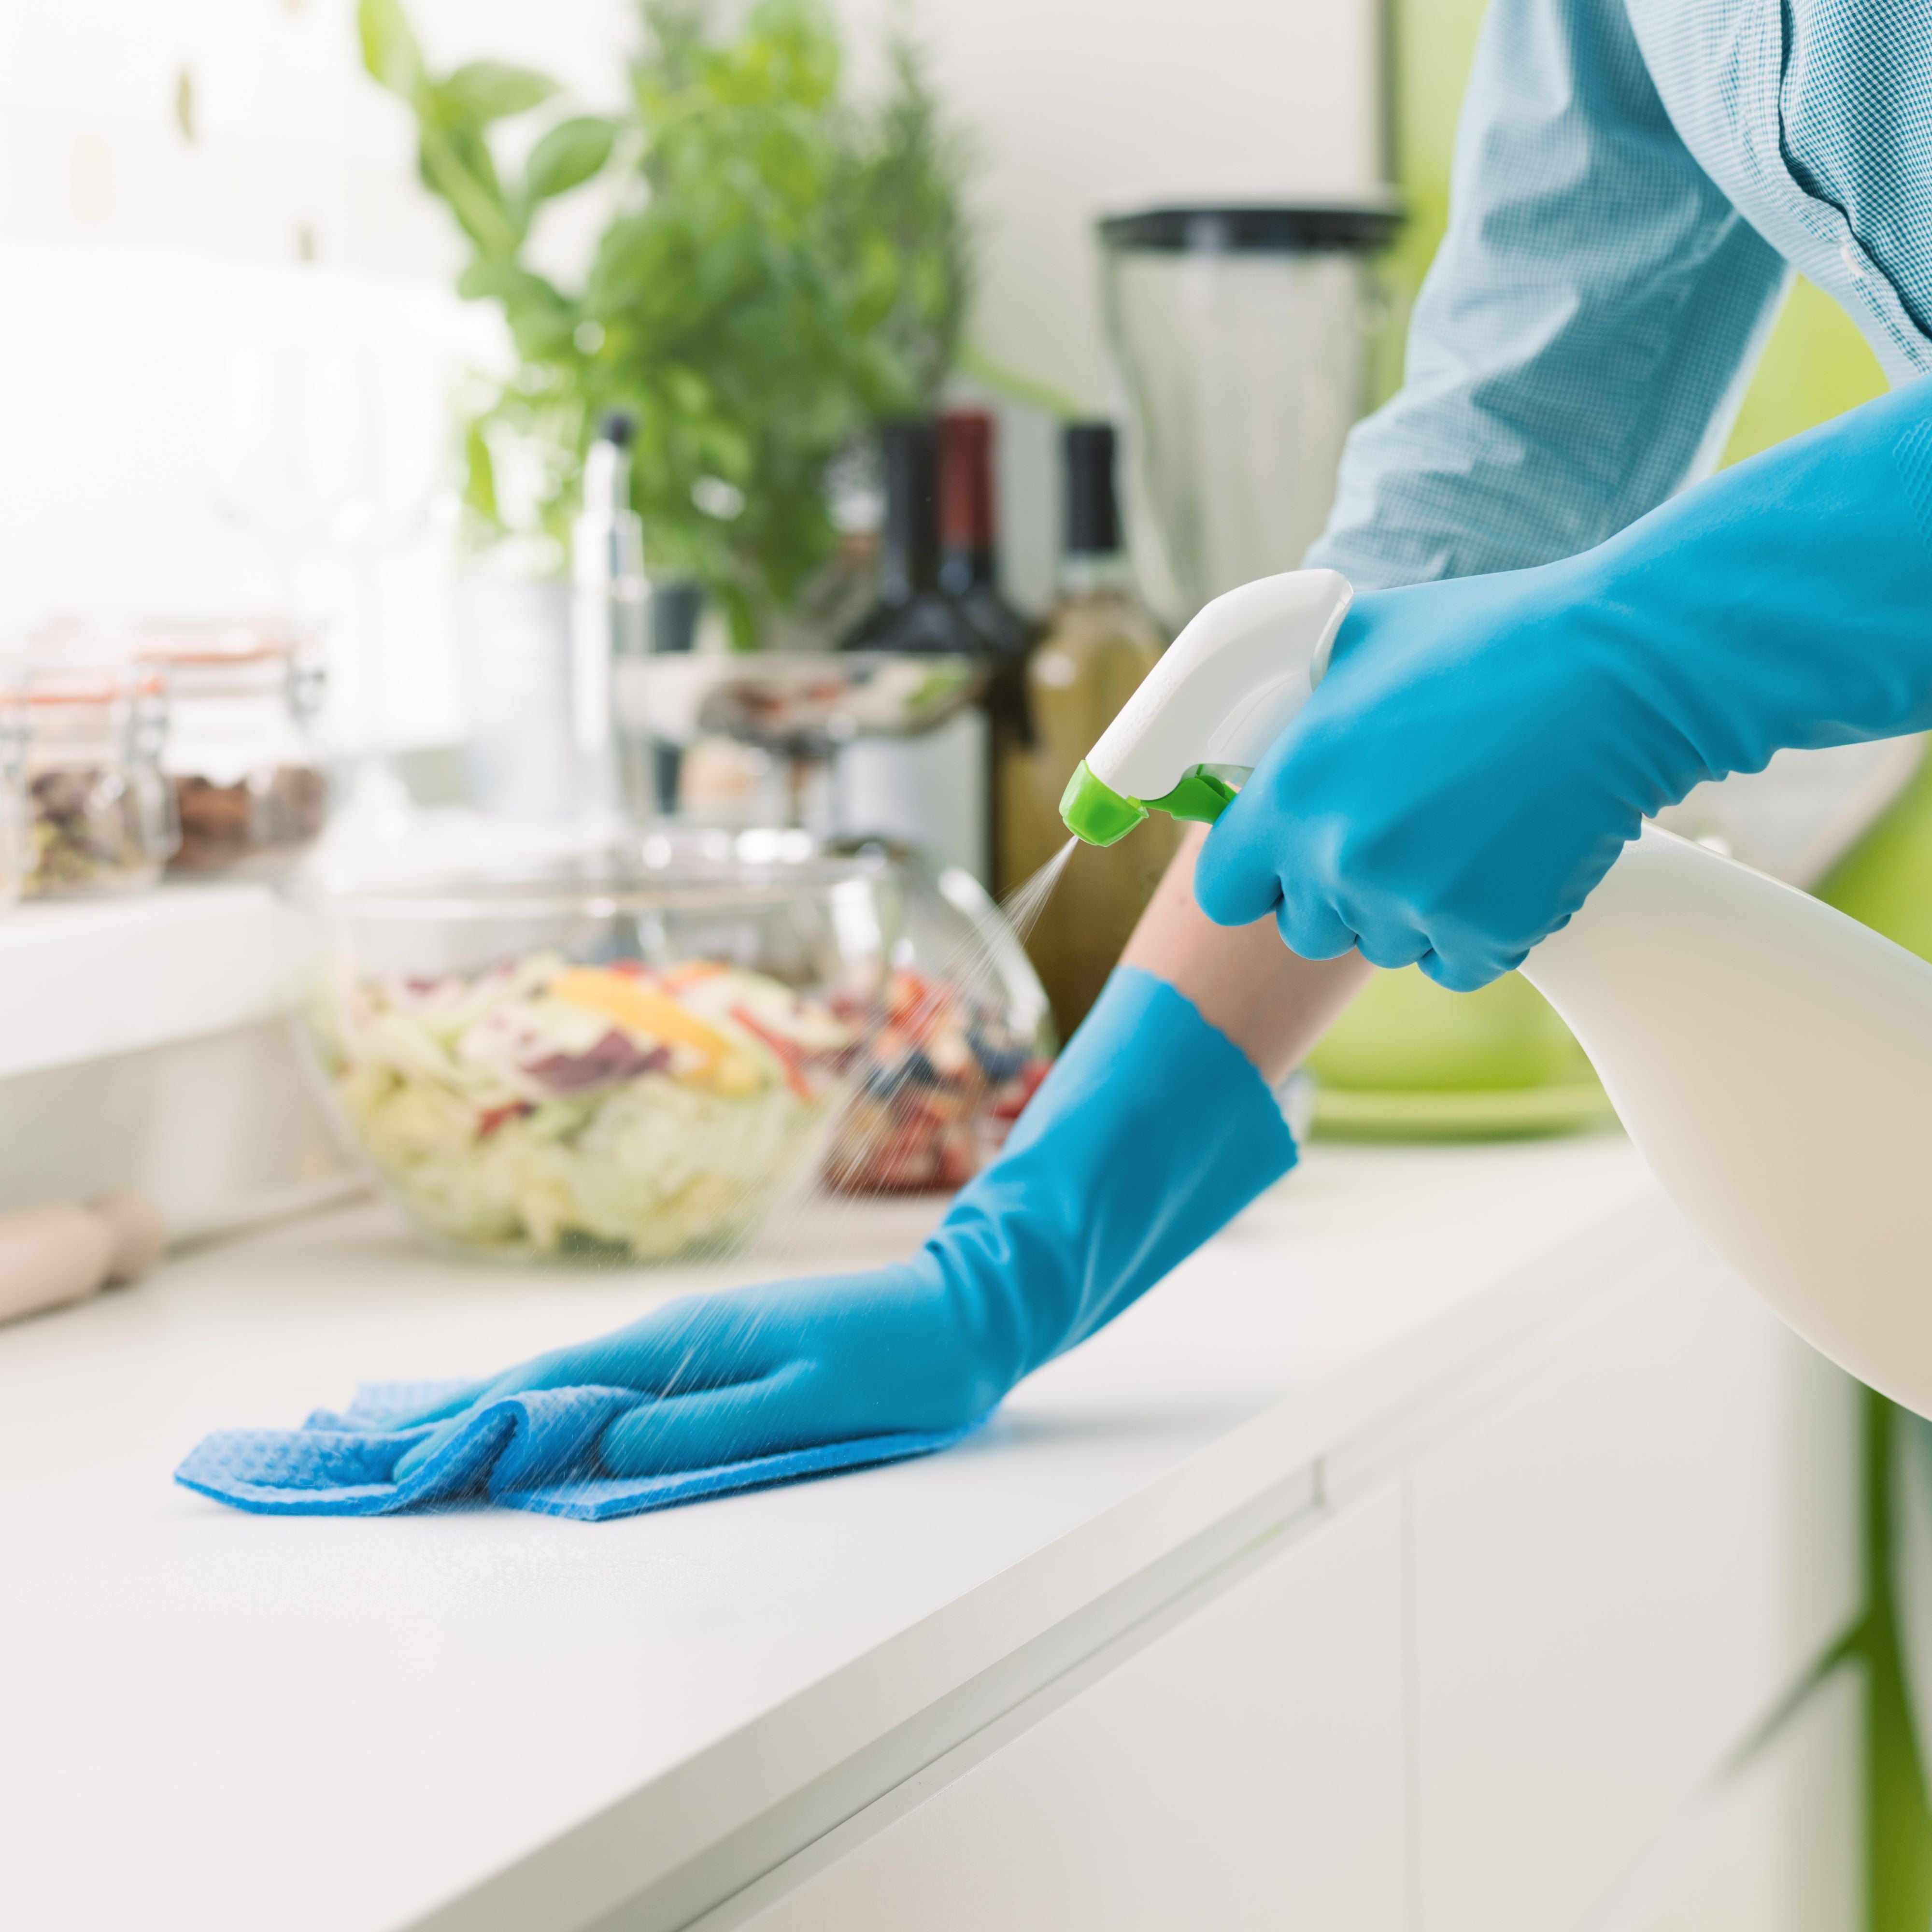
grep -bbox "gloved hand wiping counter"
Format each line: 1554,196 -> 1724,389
177,853 -> 1368,1517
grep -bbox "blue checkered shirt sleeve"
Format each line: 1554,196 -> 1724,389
1309,0 -> 1792,591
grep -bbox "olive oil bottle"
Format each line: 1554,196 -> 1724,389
996,423 -> 1179,1032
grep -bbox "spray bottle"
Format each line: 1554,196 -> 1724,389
1061,569 -> 1932,1419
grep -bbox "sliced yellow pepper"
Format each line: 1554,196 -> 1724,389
548,967 -> 738,1063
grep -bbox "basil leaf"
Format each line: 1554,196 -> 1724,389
525,116 -> 619,205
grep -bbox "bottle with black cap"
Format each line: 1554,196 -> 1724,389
995,421 -> 1179,1032
837,419 -> 993,878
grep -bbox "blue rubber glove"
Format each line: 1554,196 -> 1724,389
393,966 -> 1293,1483
1195,381 -> 1932,991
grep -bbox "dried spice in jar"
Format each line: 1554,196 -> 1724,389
31,766 -> 163,893
172,766 -> 328,874
20,659 -> 174,899
135,621 -> 329,880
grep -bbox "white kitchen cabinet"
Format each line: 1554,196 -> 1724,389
1593,1662 -> 1865,1932
1409,1245 -> 1861,1932
700,1232 -> 1863,1932
705,1483 -> 1408,1932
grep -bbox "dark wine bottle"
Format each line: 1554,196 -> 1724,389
840,420 -> 981,656
837,419 -> 994,880
938,409 -> 1036,666
938,409 -> 1039,895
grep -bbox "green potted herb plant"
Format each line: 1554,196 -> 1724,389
358,0 -> 972,645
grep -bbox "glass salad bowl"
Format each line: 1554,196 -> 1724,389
299,829 -> 903,1265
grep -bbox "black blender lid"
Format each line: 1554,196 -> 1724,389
1098,202 -> 1402,253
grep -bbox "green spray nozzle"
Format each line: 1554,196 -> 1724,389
1059,760 -> 1239,847
1059,763 -> 1145,846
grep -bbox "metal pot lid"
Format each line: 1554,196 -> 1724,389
1097,202 -> 1402,254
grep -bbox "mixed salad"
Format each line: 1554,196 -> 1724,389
313,951 -> 855,1262
825,968 -> 1051,1194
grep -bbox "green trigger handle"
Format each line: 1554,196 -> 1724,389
1059,761 -> 1241,848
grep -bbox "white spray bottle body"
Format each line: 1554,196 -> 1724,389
1064,568 -> 1932,1416
1521,824 -> 1932,1413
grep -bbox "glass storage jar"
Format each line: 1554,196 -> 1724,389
136,621 -> 328,879
22,653 -> 175,898
0,656 -> 27,913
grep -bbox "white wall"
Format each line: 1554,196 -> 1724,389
0,0 -> 1381,712
0,0 -> 628,275
842,0 -> 1385,413
847,0 -> 1386,606
0,1 -> 631,745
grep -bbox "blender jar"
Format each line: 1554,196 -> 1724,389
1098,203 -> 1400,628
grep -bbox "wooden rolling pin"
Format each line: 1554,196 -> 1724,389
0,1192 -> 168,1326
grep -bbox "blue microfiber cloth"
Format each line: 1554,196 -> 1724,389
175,1381 -> 979,1522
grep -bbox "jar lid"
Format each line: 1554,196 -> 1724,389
130,617 -> 309,667
22,661 -> 164,705
1097,201 -> 1402,254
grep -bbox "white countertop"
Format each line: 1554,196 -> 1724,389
0,1135 -> 1658,1932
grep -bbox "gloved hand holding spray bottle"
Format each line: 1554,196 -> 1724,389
1077,381 -> 1932,1418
